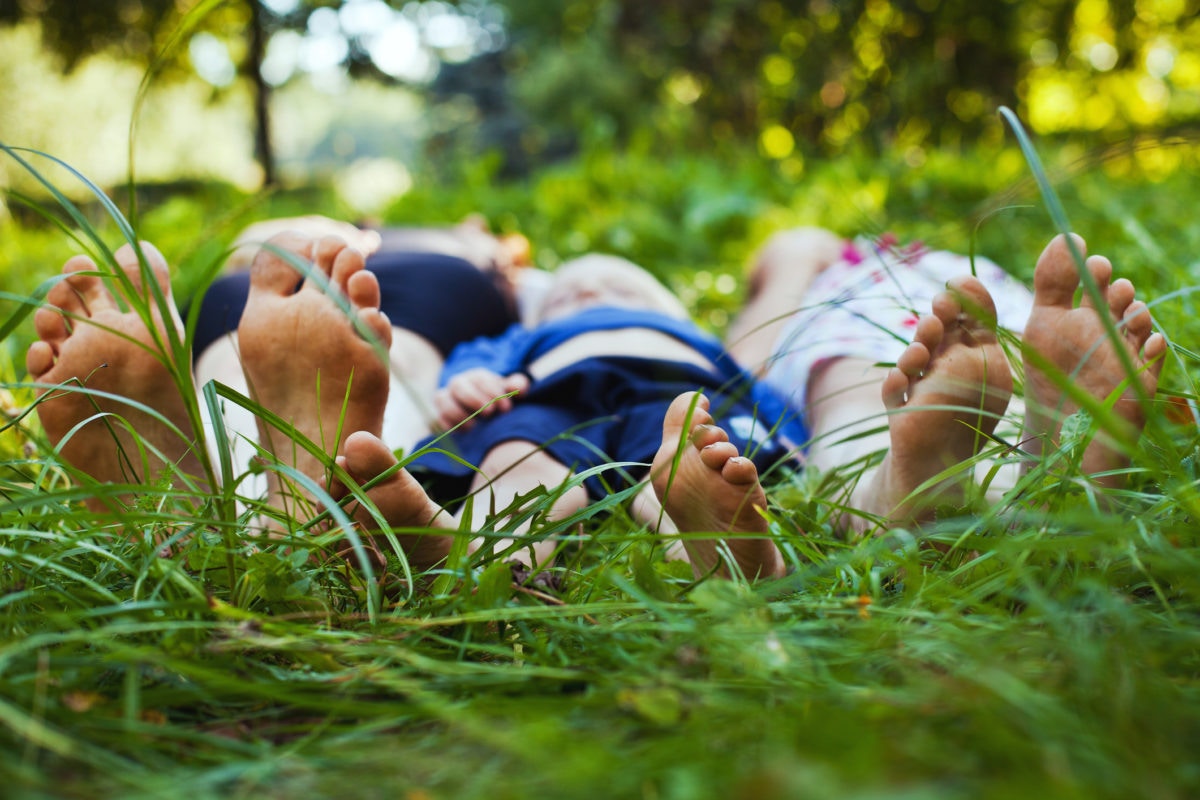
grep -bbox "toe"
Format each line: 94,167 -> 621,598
347,268 -> 381,311
699,440 -> 739,471
911,314 -> 944,358
1122,300 -> 1153,348
691,423 -> 730,451
896,340 -> 931,379
357,307 -> 394,349
49,255 -> 103,315
114,241 -> 172,297
331,242 -> 364,288
661,392 -> 712,445
26,340 -> 55,379
1107,277 -> 1135,320
1080,256 -> 1113,310
1144,333 -> 1168,382
720,455 -> 760,486
881,366 -> 911,411
947,275 -> 998,329
34,306 -> 70,347
251,232 -> 313,295
342,430 -> 398,481
1033,234 -> 1086,307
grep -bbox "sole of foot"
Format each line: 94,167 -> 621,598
25,242 -> 203,510
652,391 -> 785,580
870,275 -> 1013,524
1022,233 -> 1167,482
237,233 -> 393,511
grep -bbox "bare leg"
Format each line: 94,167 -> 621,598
807,277 -> 1013,534
1022,234 -> 1167,486
25,243 -> 204,509
651,392 -> 785,580
237,234 -> 392,516
725,227 -> 844,375
334,432 -> 588,574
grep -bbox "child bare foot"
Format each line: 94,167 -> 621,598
1022,234 -> 1167,485
335,430 -> 453,572
651,392 -> 785,580
25,243 -> 204,509
237,233 -> 392,513
864,276 -> 1013,526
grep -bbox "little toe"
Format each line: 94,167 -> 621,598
1033,234 -> 1086,307
357,307 -> 394,348
882,366 -> 911,411
720,455 -> 760,486
1080,256 -> 1114,309
1144,333 -> 1168,378
699,440 -> 740,471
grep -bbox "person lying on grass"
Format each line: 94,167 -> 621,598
25,229 -> 1166,583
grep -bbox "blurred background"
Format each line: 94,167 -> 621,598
1,0 -> 1198,326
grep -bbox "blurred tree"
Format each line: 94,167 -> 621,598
0,0 -> 284,184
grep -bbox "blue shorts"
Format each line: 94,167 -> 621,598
409,356 -> 803,503
188,252 -> 515,358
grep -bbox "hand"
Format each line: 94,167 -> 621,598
433,369 -> 530,431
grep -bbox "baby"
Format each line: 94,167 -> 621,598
335,254 -> 806,577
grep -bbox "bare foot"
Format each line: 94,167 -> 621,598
237,233 -> 392,513
864,276 -> 1013,525
335,430 -> 453,572
1022,234 -> 1167,485
25,243 -> 204,509
651,392 -> 785,580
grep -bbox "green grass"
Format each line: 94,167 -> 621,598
1,134 -> 1199,800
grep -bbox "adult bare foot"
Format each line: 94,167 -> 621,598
1022,234 -> 1167,485
863,276 -> 1013,526
651,392 -> 785,580
25,243 -> 204,510
237,233 -> 392,515
336,430 -> 453,572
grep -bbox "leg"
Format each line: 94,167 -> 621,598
651,392 -> 785,580
336,433 -> 588,574
236,233 -> 392,517
725,227 -> 844,375
806,277 -> 1013,534
1022,234 -> 1167,486
25,243 -> 205,510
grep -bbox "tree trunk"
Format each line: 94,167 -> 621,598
248,0 -> 276,186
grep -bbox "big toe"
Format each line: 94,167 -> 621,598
946,275 -> 998,330
661,392 -> 712,446
342,431 -> 398,481
249,231 -> 314,295
1033,233 -> 1087,307
113,241 -> 172,297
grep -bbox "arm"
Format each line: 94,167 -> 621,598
433,368 -> 531,431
